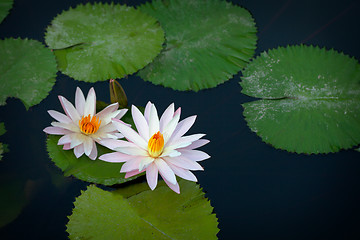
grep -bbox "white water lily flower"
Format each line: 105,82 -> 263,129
43,87 -> 128,160
99,102 -> 210,193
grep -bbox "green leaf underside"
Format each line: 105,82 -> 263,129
240,45 -> 360,154
46,135 -> 142,185
0,38 -> 57,109
138,0 -> 257,91
0,0 -> 13,23
67,181 -> 219,240
45,2 -> 164,82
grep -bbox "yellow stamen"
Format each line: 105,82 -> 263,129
79,114 -> 101,135
148,131 -> 164,158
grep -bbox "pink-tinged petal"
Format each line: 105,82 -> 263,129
48,110 -> 72,123
179,149 -> 210,161
155,158 -> 176,185
112,119 -> 147,150
132,105 -> 149,141
163,156 -> 204,171
58,96 -> 81,122
43,126 -> 71,135
174,107 -> 181,117
75,87 -> 86,116
120,156 -> 144,172
97,123 -> 117,134
69,133 -> 86,148
168,134 -> 205,149
165,115 -> 196,147
166,161 -> 197,182
146,162 -> 158,190
58,134 -> 72,145
96,102 -> 118,119
100,139 -> 136,150
125,169 -> 145,178
148,104 -> 160,137
99,152 -> 134,163
162,113 -> 180,144
159,103 -> 174,132
182,139 -> 210,150
115,147 -> 148,156
144,101 -> 152,123
114,109 -> 128,120
83,137 -> 93,156
51,121 -> 80,133
63,143 -> 71,150
160,173 -> 180,194
84,87 -> 96,116
74,144 -> 84,158
139,157 -> 154,171
88,141 -> 97,160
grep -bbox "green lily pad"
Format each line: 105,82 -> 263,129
240,45 -> 360,154
0,122 -> 7,161
67,181 -> 219,239
46,135 -> 142,186
45,2 -> 164,82
138,0 -> 257,91
0,0 -> 13,24
0,38 -> 57,109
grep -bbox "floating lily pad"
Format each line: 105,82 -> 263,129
138,0 -> 257,91
240,45 -> 360,154
0,0 -> 13,23
67,181 -> 219,239
45,2 -> 164,82
0,38 -> 57,109
0,122 -> 7,161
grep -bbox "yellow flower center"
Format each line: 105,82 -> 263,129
79,114 -> 101,135
148,131 -> 164,158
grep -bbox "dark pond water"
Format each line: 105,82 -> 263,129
0,0 -> 360,239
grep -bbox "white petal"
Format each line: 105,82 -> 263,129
160,174 -> 180,194
166,116 -> 196,147
125,169 -> 145,178
97,123 -> 117,134
112,119 -> 147,150
148,104 -> 160,137
99,152 -> 134,163
83,137 -> 93,156
96,102 -> 118,119
58,134 -> 72,145
115,147 -> 148,156
155,158 -> 176,185
58,96 -> 81,122
75,87 -> 86,116
168,134 -> 205,149
69,133 -> 86,148
166,161 -> 197,182
163,156 -> 204,171
159,103 -> 174,132
146,162 -> 158,190
161,148 -> 181,158
179,149 -> 210,161
88,141 -> 97,160
100,139 -> 135,150
83,87 -> 96,116
162,113 -> 180,144
144,101 -> 152,123
48,110 -> 72,123
120,156 -> 144,172
74,144 -> 84,158
51,121 -> 80,133
43,126 -> 71,135
139,157 -> 154,171
115,109 -> 128,120
132,105 -> 149,141
182,139 -> 210,150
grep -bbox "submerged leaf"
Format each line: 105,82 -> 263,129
0,0 -> 13,23
0,122 -> 7,161
45,2 -> 164,82
240,45 -> 360,154
0,38 -> 57,109
67,181 -> 219,239
138,0 -> 257,91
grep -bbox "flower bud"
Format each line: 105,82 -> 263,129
109,79 -> 127,108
